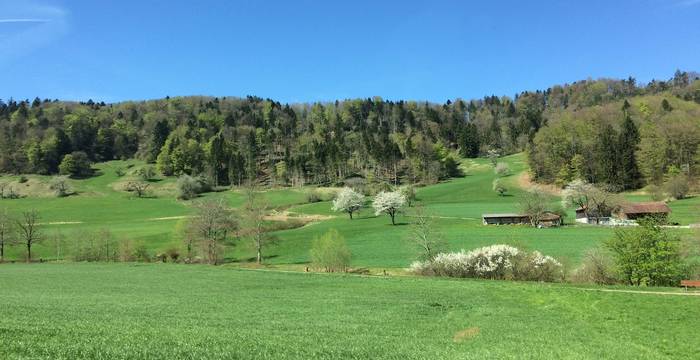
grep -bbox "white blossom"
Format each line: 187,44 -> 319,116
372,191 -> 406,225
331,187 -> 365,219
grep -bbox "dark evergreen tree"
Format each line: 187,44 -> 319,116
617,114 -> 642,190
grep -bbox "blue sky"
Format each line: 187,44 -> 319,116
1,0 -> 699,104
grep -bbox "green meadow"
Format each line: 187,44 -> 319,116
1,263 -> 698,360
1,154 -> 699,359
1,153 -> 698,269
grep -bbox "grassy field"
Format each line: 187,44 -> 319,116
0,263 -> 698,360
1,154 -> 698,269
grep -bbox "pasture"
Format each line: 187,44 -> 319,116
0,153 -> 697,269
0,263 -> 698,359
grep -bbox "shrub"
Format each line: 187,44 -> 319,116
115,167 -> 126,177
398,184 -> 417,207
494,162 -> 510,177
664,175 -> 690,200
605,219 -> 684,286
441,155 -> 461,178
305,189 -> 322,203
69,229 -> 119,262
492,178 -> 507,196
18,175 -> 28,183
59,151 -> 92,178
647,184 -> 665,201
166,247 -> 180,262
138,165 -> 156,181
133,243 -> 151,262
310,229 -> 351,272
176,175 -> 208,200
49,176 -> 73,197
409,245 -> 563,282
570,248 -> 617,285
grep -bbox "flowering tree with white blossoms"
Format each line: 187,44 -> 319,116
372,191 -> 406,225
331,187 -> 365,219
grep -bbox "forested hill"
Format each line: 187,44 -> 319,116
1,70 -> 699,190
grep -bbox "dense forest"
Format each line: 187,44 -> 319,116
1,70 -> 699,191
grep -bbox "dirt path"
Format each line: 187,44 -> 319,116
404,214 -> 477,221
575,287 -> 700,297
263,210 -> 334,222
517,171 -> 561,195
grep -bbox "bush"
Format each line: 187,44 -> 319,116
664,175 -> 690,200
441,155 -> 461,178
133,243 -> 151,262
492,178 -> 507,196
138,165 -> 156,181
176,175 -> 209,200
398,184 -> 417,207
59,151 -> 92,178
305,189 -> 322,203
69,229 -> 119,262
115,167 -> 126,177
409,245 -> 563,282
49,176 -> 73,197
647,184 -> 665,201
166,247 -> 180,262
310,229 -> 351,272
605,219 -> 684,286
494,162 -> 510,177
18,175 -> 28,183
570,248 -> 617,285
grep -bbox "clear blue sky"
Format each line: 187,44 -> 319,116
1,0 -> 699,104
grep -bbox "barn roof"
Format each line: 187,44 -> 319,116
540,213 -> 562,221
482,213 -> 527,218
619,202 -> 671,214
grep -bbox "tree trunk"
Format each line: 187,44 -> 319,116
256,245 -> 262,264
27,243 -> 31,263
349,211 -> 353,220
390,212 -> 396,225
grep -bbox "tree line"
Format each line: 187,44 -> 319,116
1,70 -> 698,191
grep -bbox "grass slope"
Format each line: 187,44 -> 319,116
0,263 -> 698,360
1,154 -> 697,267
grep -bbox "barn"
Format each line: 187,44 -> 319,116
482,212 -> 561,227
615,202 -> 671,221
482,213 -> 530,225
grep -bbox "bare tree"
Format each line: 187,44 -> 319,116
407,205 -> 447,260
126,181 -> 150,198
241,187 -> 274,264
49,176 -> 73,197
562,180 -> 622,224
0,209 -> 14,262
16,209 -> 41,262
186,199 -> 236,265
520,186 -> 551,227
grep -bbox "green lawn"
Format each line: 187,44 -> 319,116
0,263 -> 698,360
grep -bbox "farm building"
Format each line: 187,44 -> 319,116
482,213 -> 529,225
575,201 -> 670,225
615,202 -> 671,221
575,207 -> 611,224
482,212 -> 561,227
